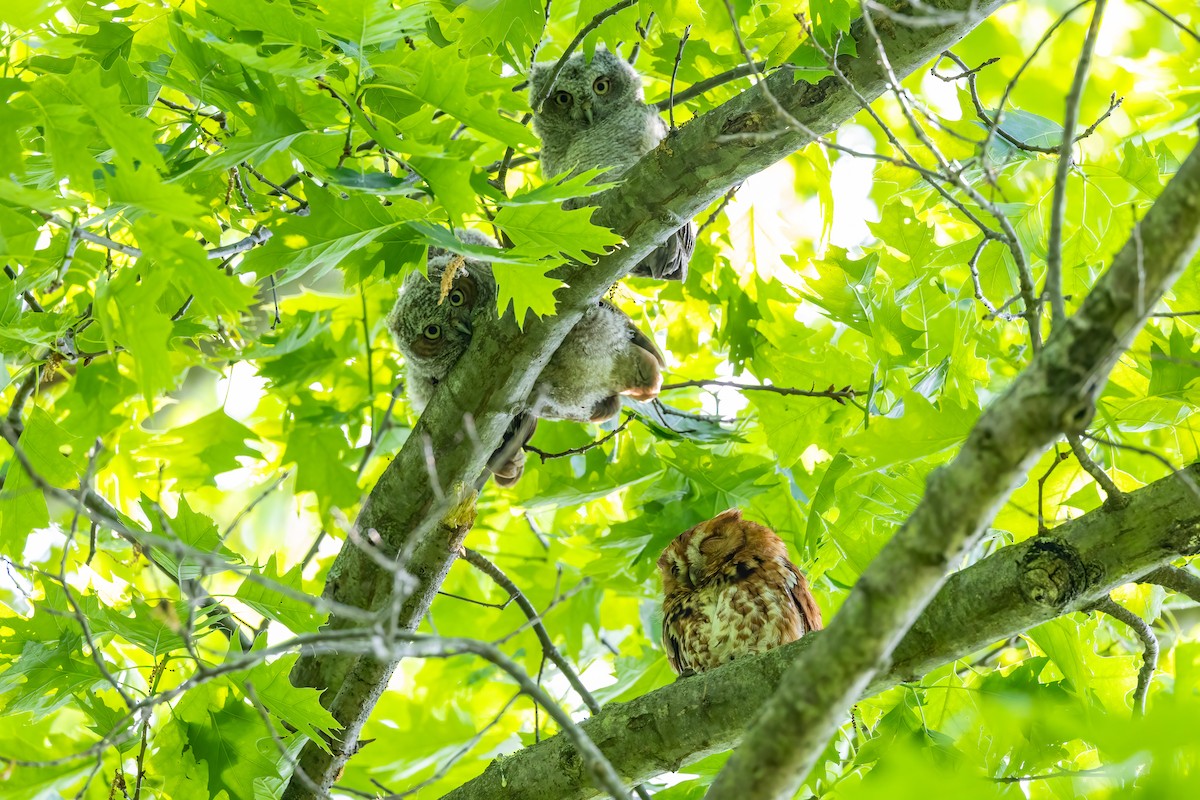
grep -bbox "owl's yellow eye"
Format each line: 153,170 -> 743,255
423,324 -> 442,340
592,76 -> 611,95
553,90 -> 572,107
447,288 -> 466,307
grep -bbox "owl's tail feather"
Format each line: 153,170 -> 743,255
630,221 -> 695,281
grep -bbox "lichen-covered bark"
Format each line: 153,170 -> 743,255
283,0 -> 1012,794
704,140 -> 1200,799
444,466 -> 1200,800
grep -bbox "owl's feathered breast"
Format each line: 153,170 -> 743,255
663,553 -> 811,674
549,105 -> 666,179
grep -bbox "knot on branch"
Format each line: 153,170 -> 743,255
1169,514 -> 1200,557
1017,537 -> 1090,609
720,110 -> 766,139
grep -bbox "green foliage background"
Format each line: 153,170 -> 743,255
0,0 -> 1198,797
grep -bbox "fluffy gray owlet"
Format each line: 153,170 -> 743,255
387,231 -> 665,480
529,48 -> 695,282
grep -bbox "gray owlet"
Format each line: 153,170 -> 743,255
387,231 -> 664,482
529,48 -> 694,281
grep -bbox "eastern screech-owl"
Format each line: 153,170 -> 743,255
385,230 -> 532,485
658,509 -> 823,676
529,48 -> 695,281
388,231 -> 664,438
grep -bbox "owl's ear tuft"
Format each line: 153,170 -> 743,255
715,508 -> 743,523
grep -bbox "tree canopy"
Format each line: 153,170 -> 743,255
1,1 -> 1199,799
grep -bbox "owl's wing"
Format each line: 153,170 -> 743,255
630,221 -> 694,281
661,605 -> 688,675
787,562 -> 824,632
598,299 -> 665,366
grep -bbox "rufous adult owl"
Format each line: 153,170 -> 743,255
387,230 -> 664,482
529,48 -> 695,282
658,509 -> 823,676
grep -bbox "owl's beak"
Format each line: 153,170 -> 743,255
580,101 -> 593,126
453,320 -> 472,337
688,564 -> 704,587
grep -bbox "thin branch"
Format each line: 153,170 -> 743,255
860,7 -> 1044,350
1136,0 -> 1200,44
39,213 -> 140,258
5,265 -> 44,312
1066,432 -> 1126,508
661,379 -> 857,403
461,548 -> 601,714
977,0 -> 1095,166
524,416 -> 632,461
967,238 -> 1012,320
385,692 -> 523,799
937,52 -> 1122,155
654,62 -> 766,110
37,213 -> 274,262
696,184 -> 740,237
1082,431 -> 1200,504
531,0 -> 639,113
1140,565 -> 1200,604
205,226 -> 273,260
994,766 -> 1117,783
357,383 -> 405,476
220,470 -> 292,543
668,26 -> 691,130
1037,448 -> 1070,534
1090,596 -> 1157,716
1045,0 -> 1108,327
495,113 -> 534,192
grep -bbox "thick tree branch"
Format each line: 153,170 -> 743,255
704,140 -> 1200,799
444,464 -> 1200,800
283,0 -> 1015,794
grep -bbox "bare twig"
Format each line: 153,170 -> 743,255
1090,596 -> 1157,716
1046,0 -> 1107,326
1036,448 -> 1070,534
1066,432 -> 1127,509
524,416 -> 632,461
978,0 -> 1096,167
1140,565 -> 1200,604
696,184 -> 741,237
220,471 -> 292,543
5,265 -> 45,312
495,113 -> 534,192
386,693 -> 523,799
1136,0 -> 1200,44
357,383 -> 405,476
1082,432 -> 1200,504
461,548 -> 600,712
668,26 -> 691,130
994,766 -> 1117,783
937,52 -> 1122,155
662,379 -> 857,403
654,62 -> 766,110
205,226 -> 273,260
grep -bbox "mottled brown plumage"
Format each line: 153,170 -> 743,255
658,509 -> 822,676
